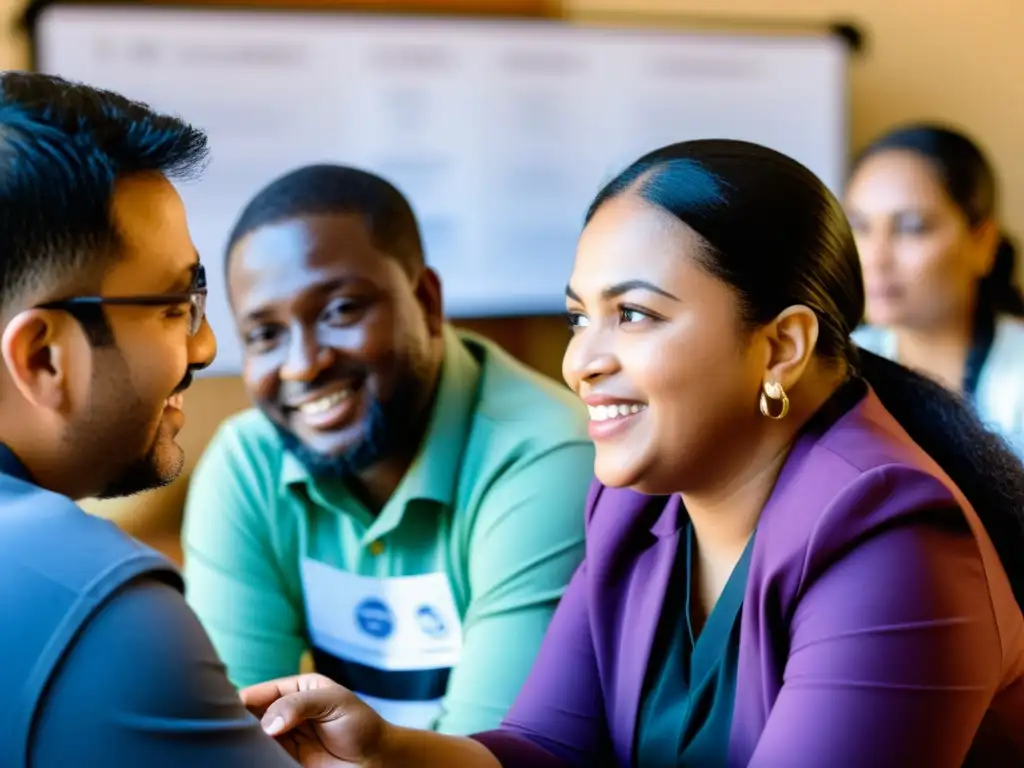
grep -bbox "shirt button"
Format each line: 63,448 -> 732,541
369,540 -> 385,556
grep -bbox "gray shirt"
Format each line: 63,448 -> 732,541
29,576 -> 298,766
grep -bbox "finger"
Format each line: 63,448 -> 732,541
261,686 -> 360,737
240,676 -> 304,710
241,673 -> 337,710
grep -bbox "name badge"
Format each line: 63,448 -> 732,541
300,558 -> 462,673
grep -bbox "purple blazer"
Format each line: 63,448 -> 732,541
473,389 -> 1024,766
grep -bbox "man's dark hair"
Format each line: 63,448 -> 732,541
224,164 -> 425,276
0,71 -> 209,321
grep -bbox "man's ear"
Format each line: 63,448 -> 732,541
413,266 -> 445,338
761,305 -> 820,392
1,310 -> 72,411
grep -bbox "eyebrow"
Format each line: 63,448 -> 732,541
240,276 -> 363,324
564,279 -> 681,303
168,253 -> 201,292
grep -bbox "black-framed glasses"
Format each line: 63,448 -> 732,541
37,264 -> 208,336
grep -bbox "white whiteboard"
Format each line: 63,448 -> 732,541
33,6 -> 848,376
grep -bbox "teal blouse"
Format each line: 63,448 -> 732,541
634,521 -> 755,767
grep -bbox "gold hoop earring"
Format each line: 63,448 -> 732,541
759,380 -> 790,420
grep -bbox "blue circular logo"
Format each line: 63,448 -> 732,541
355,598 -> 394,639
416,605 -> 447,638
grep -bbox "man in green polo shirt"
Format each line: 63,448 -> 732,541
182,165 -> 593,736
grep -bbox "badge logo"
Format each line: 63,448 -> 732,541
415,605 -> 447,638
354,597 -> 394,639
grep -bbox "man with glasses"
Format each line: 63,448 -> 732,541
0,72 -> 306,765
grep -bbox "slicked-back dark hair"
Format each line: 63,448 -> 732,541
224,164 -> 424,277
589,139 -> 1024,608
0,71 -> 208,325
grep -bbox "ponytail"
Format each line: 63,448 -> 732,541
856,348 -> 1024,607
977,235 -> 1024,319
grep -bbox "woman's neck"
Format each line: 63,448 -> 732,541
680,368 -> 846,610
683,449 -> 784,561
682,447 -> 787,632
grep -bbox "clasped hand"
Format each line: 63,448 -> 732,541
241,673 -> 390,768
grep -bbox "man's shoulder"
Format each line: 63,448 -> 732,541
200,407 -> 288,476
0,475 -> 172,580
0,470 -> 75,518
460,331 -> 590,449
452,333 -> 593,504
28,576 -> 290,768
211,407 -> 285,447
0,478 -> 181,764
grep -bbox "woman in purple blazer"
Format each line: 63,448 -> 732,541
242,140 -> 1024,767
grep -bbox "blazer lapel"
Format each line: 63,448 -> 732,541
729,430 -> 819,765
611,493 -> 683,767
730,388 -> 878,765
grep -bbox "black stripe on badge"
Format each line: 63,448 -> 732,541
311,647 -> 452,702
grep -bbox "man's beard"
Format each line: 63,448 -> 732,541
94,425 -> 180,499
69,351 -> 188,499
275,371 -> 429,481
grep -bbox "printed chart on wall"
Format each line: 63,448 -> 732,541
32,5 -> 849,376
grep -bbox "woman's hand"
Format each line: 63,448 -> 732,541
241,674 -> 391,768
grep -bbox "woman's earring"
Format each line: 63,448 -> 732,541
759,380 -> 790,420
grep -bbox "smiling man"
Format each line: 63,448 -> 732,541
0,72 -> 309,766
182,164 -> 594,734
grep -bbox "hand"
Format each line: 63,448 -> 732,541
241,673 -> 390,768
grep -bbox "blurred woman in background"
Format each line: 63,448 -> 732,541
846,124 -> 1024,456
240,139 -> 1024,768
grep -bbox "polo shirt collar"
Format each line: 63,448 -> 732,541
280,324 -> 480,514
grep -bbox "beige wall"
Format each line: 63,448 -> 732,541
1,0 -> 1022,556
7,0 -> 1020,241
0,1 -> 24,71
567,0 -> 1024,240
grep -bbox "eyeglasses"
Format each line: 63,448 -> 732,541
37,264 -> 209,336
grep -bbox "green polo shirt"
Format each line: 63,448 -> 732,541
182,326 -> 594,734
